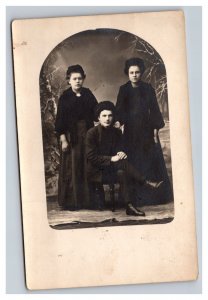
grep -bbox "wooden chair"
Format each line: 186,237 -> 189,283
89,181 -> 116,212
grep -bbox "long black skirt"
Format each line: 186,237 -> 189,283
57,121 -> 90,210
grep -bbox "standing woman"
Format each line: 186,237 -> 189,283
116,57 -> 172,205
55,65 -> 98,210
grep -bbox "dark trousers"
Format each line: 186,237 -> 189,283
113,160 -> 145,205
89,159 -> 146,208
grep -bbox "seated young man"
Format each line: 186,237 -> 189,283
85,101 -> 162,216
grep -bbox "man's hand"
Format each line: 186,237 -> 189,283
114,121 -> 124,134
111,154 -> 120,162
111,152 -> 127,162
114,121 -> 121,128
117,151 -> 127,160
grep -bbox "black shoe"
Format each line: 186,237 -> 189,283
126,203 -> 142,216
145,180 -> 163,189
135,208 -> 145,216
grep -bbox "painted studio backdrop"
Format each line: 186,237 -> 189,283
40,28 -> 173,214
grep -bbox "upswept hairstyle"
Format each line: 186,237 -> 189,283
124,57 -> 145,76
66,64 -> 86,79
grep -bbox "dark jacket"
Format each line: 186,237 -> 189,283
55,87 -> 97,145
85,124 -> 124,182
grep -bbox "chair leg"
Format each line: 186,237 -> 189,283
96,184 -> 105,210
109,184 -> 115,212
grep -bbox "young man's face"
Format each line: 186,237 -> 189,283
98,110 -> 113,128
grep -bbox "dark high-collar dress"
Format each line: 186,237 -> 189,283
55,87 -> 98,210
116,80 -> 173,205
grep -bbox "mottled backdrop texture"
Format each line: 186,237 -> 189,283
39,29 -> 171,197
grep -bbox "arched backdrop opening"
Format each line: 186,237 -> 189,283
39,28 -> 172,201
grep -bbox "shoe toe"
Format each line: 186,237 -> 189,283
126,205 -> 141,216
136,210 -> 145,217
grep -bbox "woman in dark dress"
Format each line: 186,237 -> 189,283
55,65 -> 98,210
115,57 -> 173,205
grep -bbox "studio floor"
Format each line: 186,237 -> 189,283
47,199 -> 174,230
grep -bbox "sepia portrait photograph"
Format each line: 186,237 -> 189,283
40,28 -> 174,229
11,9 -> 198,290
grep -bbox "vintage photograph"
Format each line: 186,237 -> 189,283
40,28 -> 174,229
11,10 -> 199,289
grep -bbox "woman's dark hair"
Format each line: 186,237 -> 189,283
94,101 -> 116,121
124,57 -> 145,76
66,64 -> 86,79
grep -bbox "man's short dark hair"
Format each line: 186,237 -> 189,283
94,101 -> 116,121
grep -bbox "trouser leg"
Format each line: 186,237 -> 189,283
116,169 -> 131,204
114,160 -> 146,184
116,165 -> 146,216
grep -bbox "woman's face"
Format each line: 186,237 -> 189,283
68,72 -> 84,91
128,65 -> 142,84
